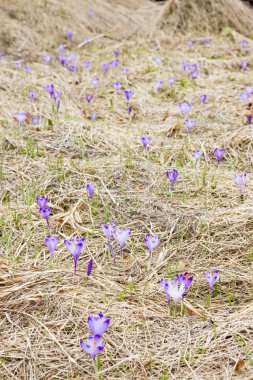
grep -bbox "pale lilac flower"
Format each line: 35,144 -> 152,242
44,84 -> 55,98
245,86 -> 253,95
235,173 -> 247,195
240,92 -> 250,102
191,69 -> 198,79
100,223 -> 116,260
88,313 -> 110,336
114,228 -> 131,258
122,68 -> 130,76
80,335 -> 104,357
84,61 -> 92,69
144,234 -> 160,260
241,40 -> 248,49
114,49 -> 121,56
161,278 -> 170,303
86,183 -> 95,198
185,118 -> 196,132
29,90 -> 37,101
168,76 -> 175,86
39,207 -> 52,228
140,136 -> 151,150
201,94 -> 207,105
91,77 -> 99,87
156,80 -> 163,90
86,95 -> 93,104
176,272 -> 193,292
203,270 -> 220,293
214,148 -> 225,164
44,55 -> 52,64
32,116 -> 40,125
58,44 -> 65,53
101,62 -> 109,72
15,112 -> 27,126
45,235 -> 60,262
154,56 -> 163,66
66,31 -> 74,39
24,66 -> 32,74
192,149 -> 202,161
69,65 -> 78,72
83,37 -> 90,43
166,169 -> 179,190
59,54 -> 69,66
36,196 -> 48,208
64,237 -> 86,274
178,102 -> 192,115
87,258 -> 93,277
247,115 -> 252,124
87,8 -> 95,15
166,279 -> 186,305
90,113 -> 97,120
16,62 -> 22,70
182,62 -> 189,71
113,82 -> 123,93
111,59 -> 120,68
123,90 -> 134,102
241,61 -> 248,70
187,41 -> 194,47
203,39 -> 212,45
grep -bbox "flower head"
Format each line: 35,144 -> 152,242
14,112 -> 27,125
24,66 -> 32,74
80,335 -> 104,357
123,90 -> 134,102
66,31 -> 74,39
122,68 -> 130,76
91,77 -> 99,87
101,62 -> 109,72
114,228 -> 131,257
214,148 -> 225,164
100,223 -> 115,242
88,313 -> 110,336
44,55 -> 52,64
144,233 -> 160,259
16,62 -> 22,70
64,237 -> 86,274
166,279 -> 186,304
240,92 -> 250,103
113,82 -> 123,93
29,90 -> 37,101
192,149 -> 202,161
168,76 -> 175,86
111,59 -> 120,68
203,270 -> 220,293
114,49 -> 121,56
176,272 -> 193,291
201,94 -> 207,105
84,61 -> 92,69
182,61 -> 189,71
140,136 -> 151,150
247,115 -> 252,124
69,65 -> 78,72
86,94 -> 93,104
36,196 -> 48,208
241,61 -> 248,70
241,40 -> 248,49
39,207 -> 52,227
178,102 -> 192,115
86,183 -> 95,198
32,116 -> 40,125
185,118 -> 196,132
166,169 -> 179,190
235,173 -> 247,195
155,80 -> 163,91
87,258 -> 93,277
45,235 -> 59,262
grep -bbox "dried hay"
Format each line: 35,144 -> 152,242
157,0 -> 253,38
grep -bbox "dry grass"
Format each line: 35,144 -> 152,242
0,0 -> 253,379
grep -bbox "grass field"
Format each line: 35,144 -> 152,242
0,1 -> 253,379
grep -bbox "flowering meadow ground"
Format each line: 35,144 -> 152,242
0,1 -> 253,379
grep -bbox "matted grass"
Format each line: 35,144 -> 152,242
0,1 -> 253,379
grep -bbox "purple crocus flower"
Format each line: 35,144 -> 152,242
203,270 -> 220,294
166,169 -> 179,191
123,90 -> 134,102
111,59 -> 120,68
59,54 -> 70,66
241,61 -> 248,70
45,235 -> 60,262
182,62 -> 189,71
166,278 -> 186,305
15,112 -> 27,126
39,207 -> 52,228
36,196 -> 48,208
128,105 -> 132,114
144,233 -> 160,260
44,84 -> 55,98
140,136 -> 151,150
161,278 -> 170,303
88,313 -> 110,335
192,149 -> 202,161
91,77 -> 99,87
101,62 -> 109,72
178,102 -> 192,115
241,40 -> 248,49
87,258 -> 93,277
245,86 -> 253,95
122,68 -> 130,76
24,66 -> 32,74
16,62 -> 22,70
58,44 -> 65,53
203,39 -> 212,45
100,223 -> 116,260
247,115 -> 252,124
168,76 -> 175,86
84,61 -> 92,69
185,118 -> 196,132
201,94 -> 207,105
154,56 -> 163,66
69,65 -> 78,72
64,237 -> 86,274
156,80 -> 163,90
80,335 -> 104,358
191,69 -> 198,79
86,183 -> 95,198
66,31 -> 74,39
187,41 -> 194,47
176,272 -> 193,292
90,113 -> 97,120
240,92 -> 250,103
214,148 -> 225,164
29,90 -> 37,101
44,55 -> 52,64
114,228 -> 131,258
114,49 -> 121,56
86,95 -> 93,104
87,8 -> 95,15
235,173 -> 247,195
113,82 -> 123,93
32,116 -> 40,125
